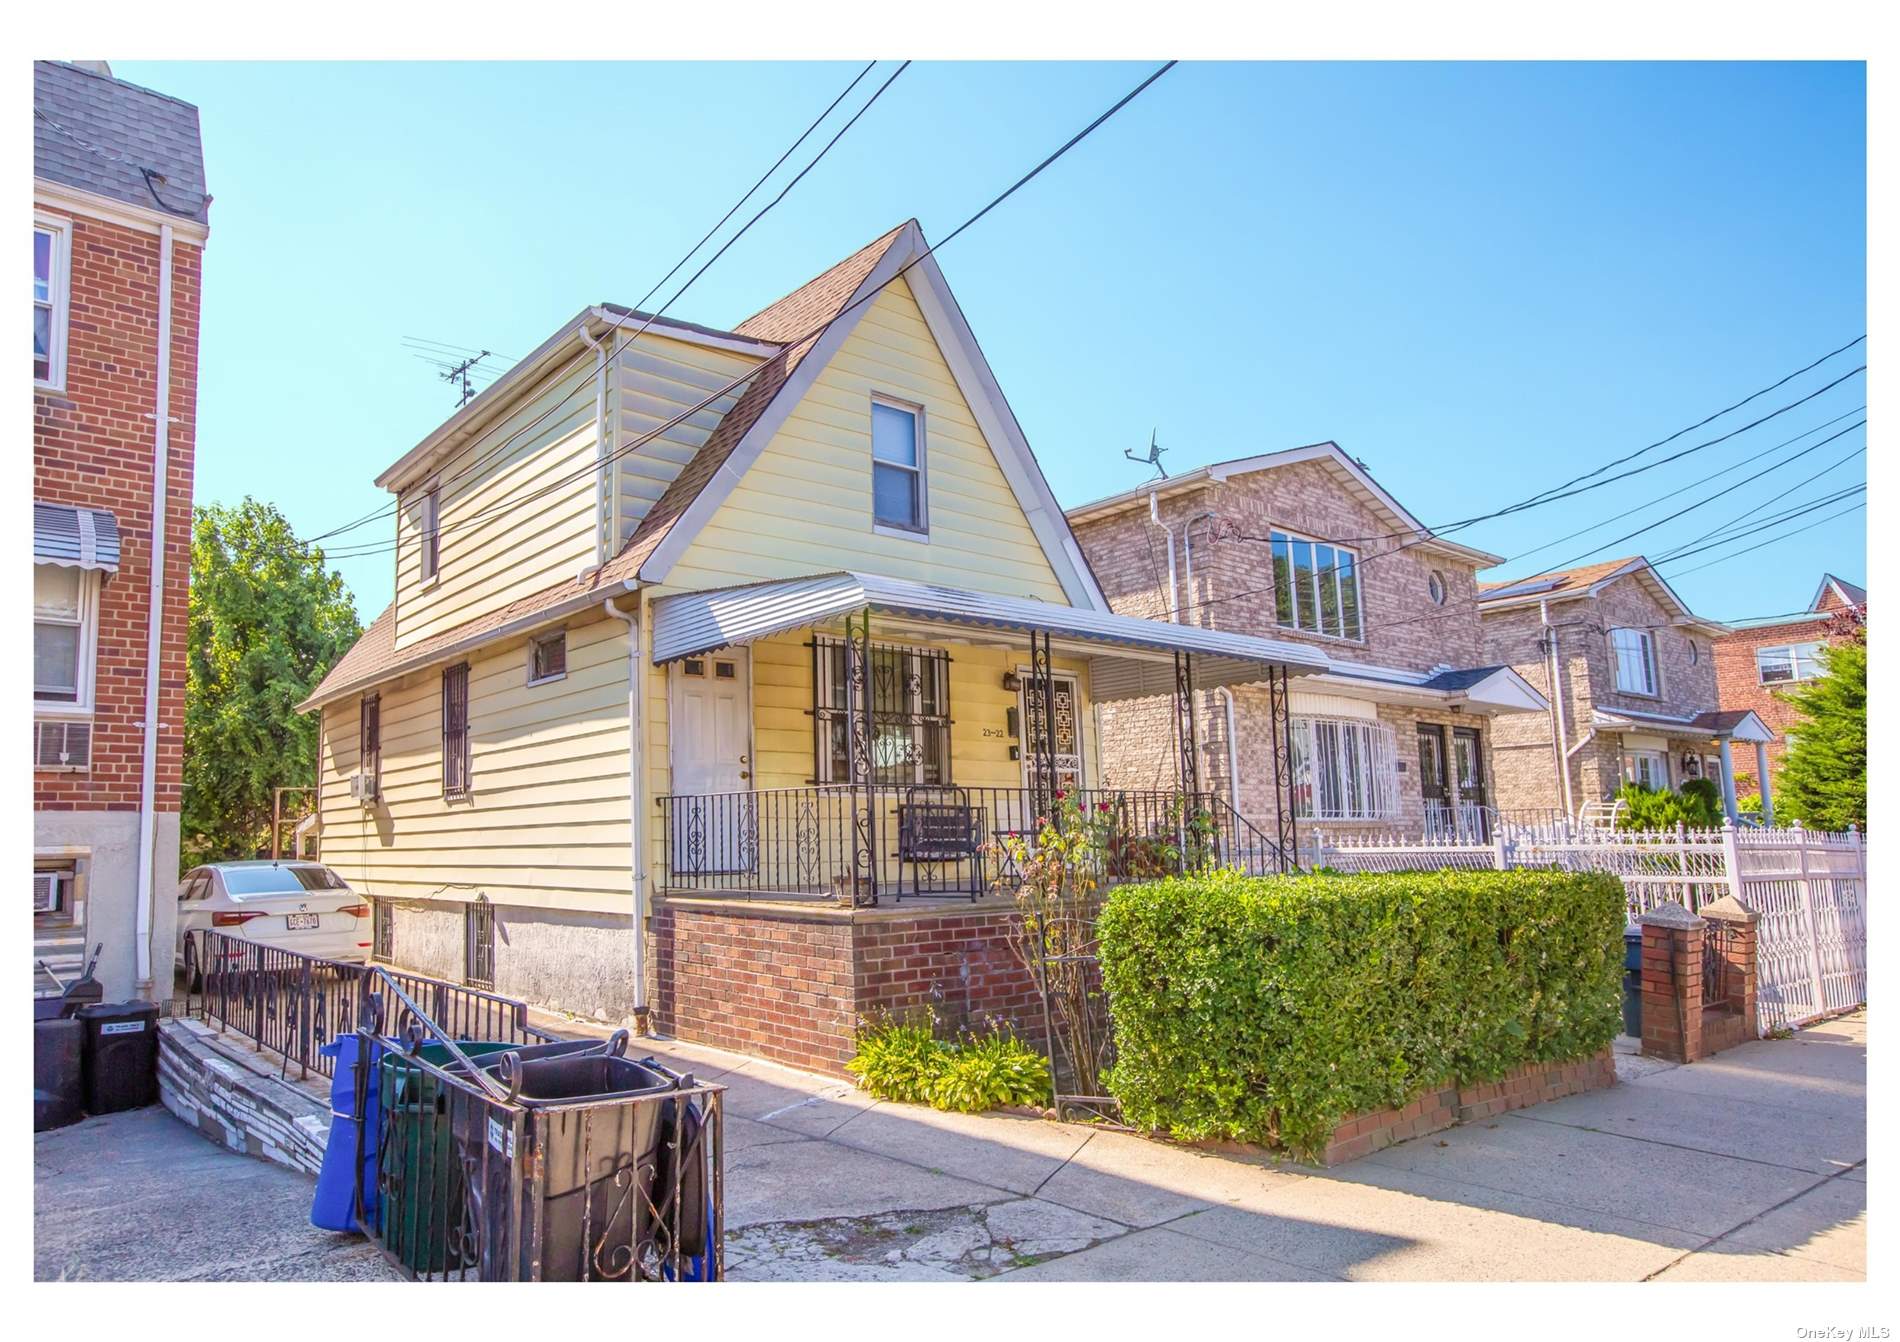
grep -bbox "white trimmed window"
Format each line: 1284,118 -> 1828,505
1756,640 -> 1824,685
1290,716 -> 1398,820
1624,749 -> 1670,791
1609,627 -> 1660,696
870,398 -> 926,534
34,216 -> 71,390
34,564 -> 95,709
528,629 -> 567,685
418,484 -> 441,582
1270,530 -> 1363,640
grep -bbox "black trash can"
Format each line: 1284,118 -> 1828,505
470,1053 -> 681,1281
1622,925 -> 1644,1038
34,1017 -> 86,1131
77,1001 -> 160,1114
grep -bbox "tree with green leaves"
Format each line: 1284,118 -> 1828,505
184,499 -> 362,869
1773,613 -> 1866,832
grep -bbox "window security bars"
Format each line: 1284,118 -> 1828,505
1289,716 -> 1399,821
372,898 -> 394,961
442,663 -> 470,799
466,899 -> 495,991
811,637 -> 951,786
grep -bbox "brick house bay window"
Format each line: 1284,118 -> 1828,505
1270,530 -> 1363,640
812,637 -> 951,785
1290,716 -> 1399,821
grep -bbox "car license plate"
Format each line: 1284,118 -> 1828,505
286,913 -> 319,931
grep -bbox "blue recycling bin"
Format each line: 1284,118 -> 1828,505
1622,925 -> 1644,1038
312,1034 -> 381,1233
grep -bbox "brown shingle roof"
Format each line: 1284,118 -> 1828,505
1479,556 -> 1643,595
301,222 -> 913,712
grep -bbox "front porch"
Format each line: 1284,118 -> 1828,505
647,570 -> 1331,905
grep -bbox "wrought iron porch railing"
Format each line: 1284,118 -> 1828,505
654,785 -> 1294,902
186,931 -> 552,1080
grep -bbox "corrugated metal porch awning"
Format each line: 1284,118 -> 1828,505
34,502 -> 121,571
650,571 -> 1332,701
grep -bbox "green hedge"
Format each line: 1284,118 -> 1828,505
1097,867 -> 1626,1160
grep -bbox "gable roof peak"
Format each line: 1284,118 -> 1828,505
732,220 -> 918,344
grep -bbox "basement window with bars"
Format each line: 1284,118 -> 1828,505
371,898 -> 393,961
442,662 -> 471,799
465,899 -> 494,990
1289,716 -> 1399,821
811,637 -> 951,785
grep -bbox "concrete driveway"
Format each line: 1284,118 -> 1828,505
621,1013 -> 1867,1281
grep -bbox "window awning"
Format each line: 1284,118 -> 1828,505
1594,705 -> 1775,744
34,502 -> 120,572
649,570 -> 1332,702
1299,663 -> 1550,715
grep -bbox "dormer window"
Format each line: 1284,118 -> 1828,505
871,398 -> 926,535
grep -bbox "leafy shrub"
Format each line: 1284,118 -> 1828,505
1614,780 -> 1721,830
847,1017 -> 1050,1113
845,1016 -> 948,1105
1097,867 -> 1625,1161
925,1031 -> 1051,1113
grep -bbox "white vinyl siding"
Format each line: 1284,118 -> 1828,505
1756,640 -> 1825,685
1610,627 -> 1660,697
1270,530 -> 1362,640
1290,716 -> 1399,821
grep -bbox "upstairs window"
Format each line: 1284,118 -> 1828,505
34,218 -> 70,389
359,694 -> 381,791
442,662 -> 470,798
529,629 -> 567,685
419,484 -> 441,583
1756,641 -> 1825,685
34,565 -> 91,707
1610,628 -> 1660,696
1269,530 -> 1363,640
813,637 -> 950,785
871,399 -> 926,534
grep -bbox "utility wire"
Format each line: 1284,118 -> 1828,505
1658,499 -> 1868,579
1646,485 -> 1867,569
304,60 -> 890,546
320,61 -> 1180,564
1650,450 -> 1868,562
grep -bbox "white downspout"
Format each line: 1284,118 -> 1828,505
579,322 -> 610,572
133,223 -> 175,994
602,594 -> 648,1029
1541,600 -> 1575,821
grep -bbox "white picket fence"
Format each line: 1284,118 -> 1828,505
1310,821 -> 1867,1036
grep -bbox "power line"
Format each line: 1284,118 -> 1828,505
305,60 -> 892,547
1646,484 -> 1867,569
1650,449 -> 1868,562
1658,498 -> 1868,579
320,61 -> 1180,565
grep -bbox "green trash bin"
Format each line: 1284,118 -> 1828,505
379,1041 -> 518,1274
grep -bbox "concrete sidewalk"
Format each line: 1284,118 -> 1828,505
616,1012 -> 1866,1281
35,1107 -> 401,1282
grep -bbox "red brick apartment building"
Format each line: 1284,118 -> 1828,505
1712,574 -> 1866,803
34,61 -> 208,1004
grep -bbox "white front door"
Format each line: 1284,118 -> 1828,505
670,651 -> 752,875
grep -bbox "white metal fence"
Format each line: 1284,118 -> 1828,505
1309,821 -> 1867,1036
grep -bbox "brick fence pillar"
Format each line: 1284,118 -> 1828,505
1699,893 -> 1761,1050
1638,901 -> 1706,1063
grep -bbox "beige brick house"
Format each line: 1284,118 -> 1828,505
1066,444 -> 1549,846
1478,556 -> 1772,823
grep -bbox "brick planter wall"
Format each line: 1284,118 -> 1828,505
652,897 -> 1043,1076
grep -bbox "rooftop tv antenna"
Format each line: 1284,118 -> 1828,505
440,350 -> 492,408
1125,428 -> 1168,479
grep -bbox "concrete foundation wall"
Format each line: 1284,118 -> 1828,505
34,809 -> 179,1006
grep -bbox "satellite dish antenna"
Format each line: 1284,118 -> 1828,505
1125,428 -> 1168,479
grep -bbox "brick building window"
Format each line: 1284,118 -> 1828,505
1756,641 -> 1824,685
1609,627 -> 1660,697
1289,716 -> 1398,821
442,663 -> 471,799
34,216 -> 71,389
1269,530 -> 1363,640
34,565 -> 94,708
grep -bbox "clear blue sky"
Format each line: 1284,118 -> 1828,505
117,60 -> 1866,625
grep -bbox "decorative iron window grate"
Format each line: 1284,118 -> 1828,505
34,718 -> 91,771
372,897 -> 393,961
465,898 -> 494,990
1289,716 -> 1400,821
810,637 -> 952,785
442,663 -> 470,799
360,694 -> 381,793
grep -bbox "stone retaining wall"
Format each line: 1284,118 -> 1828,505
157,1018 -> 331,1176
